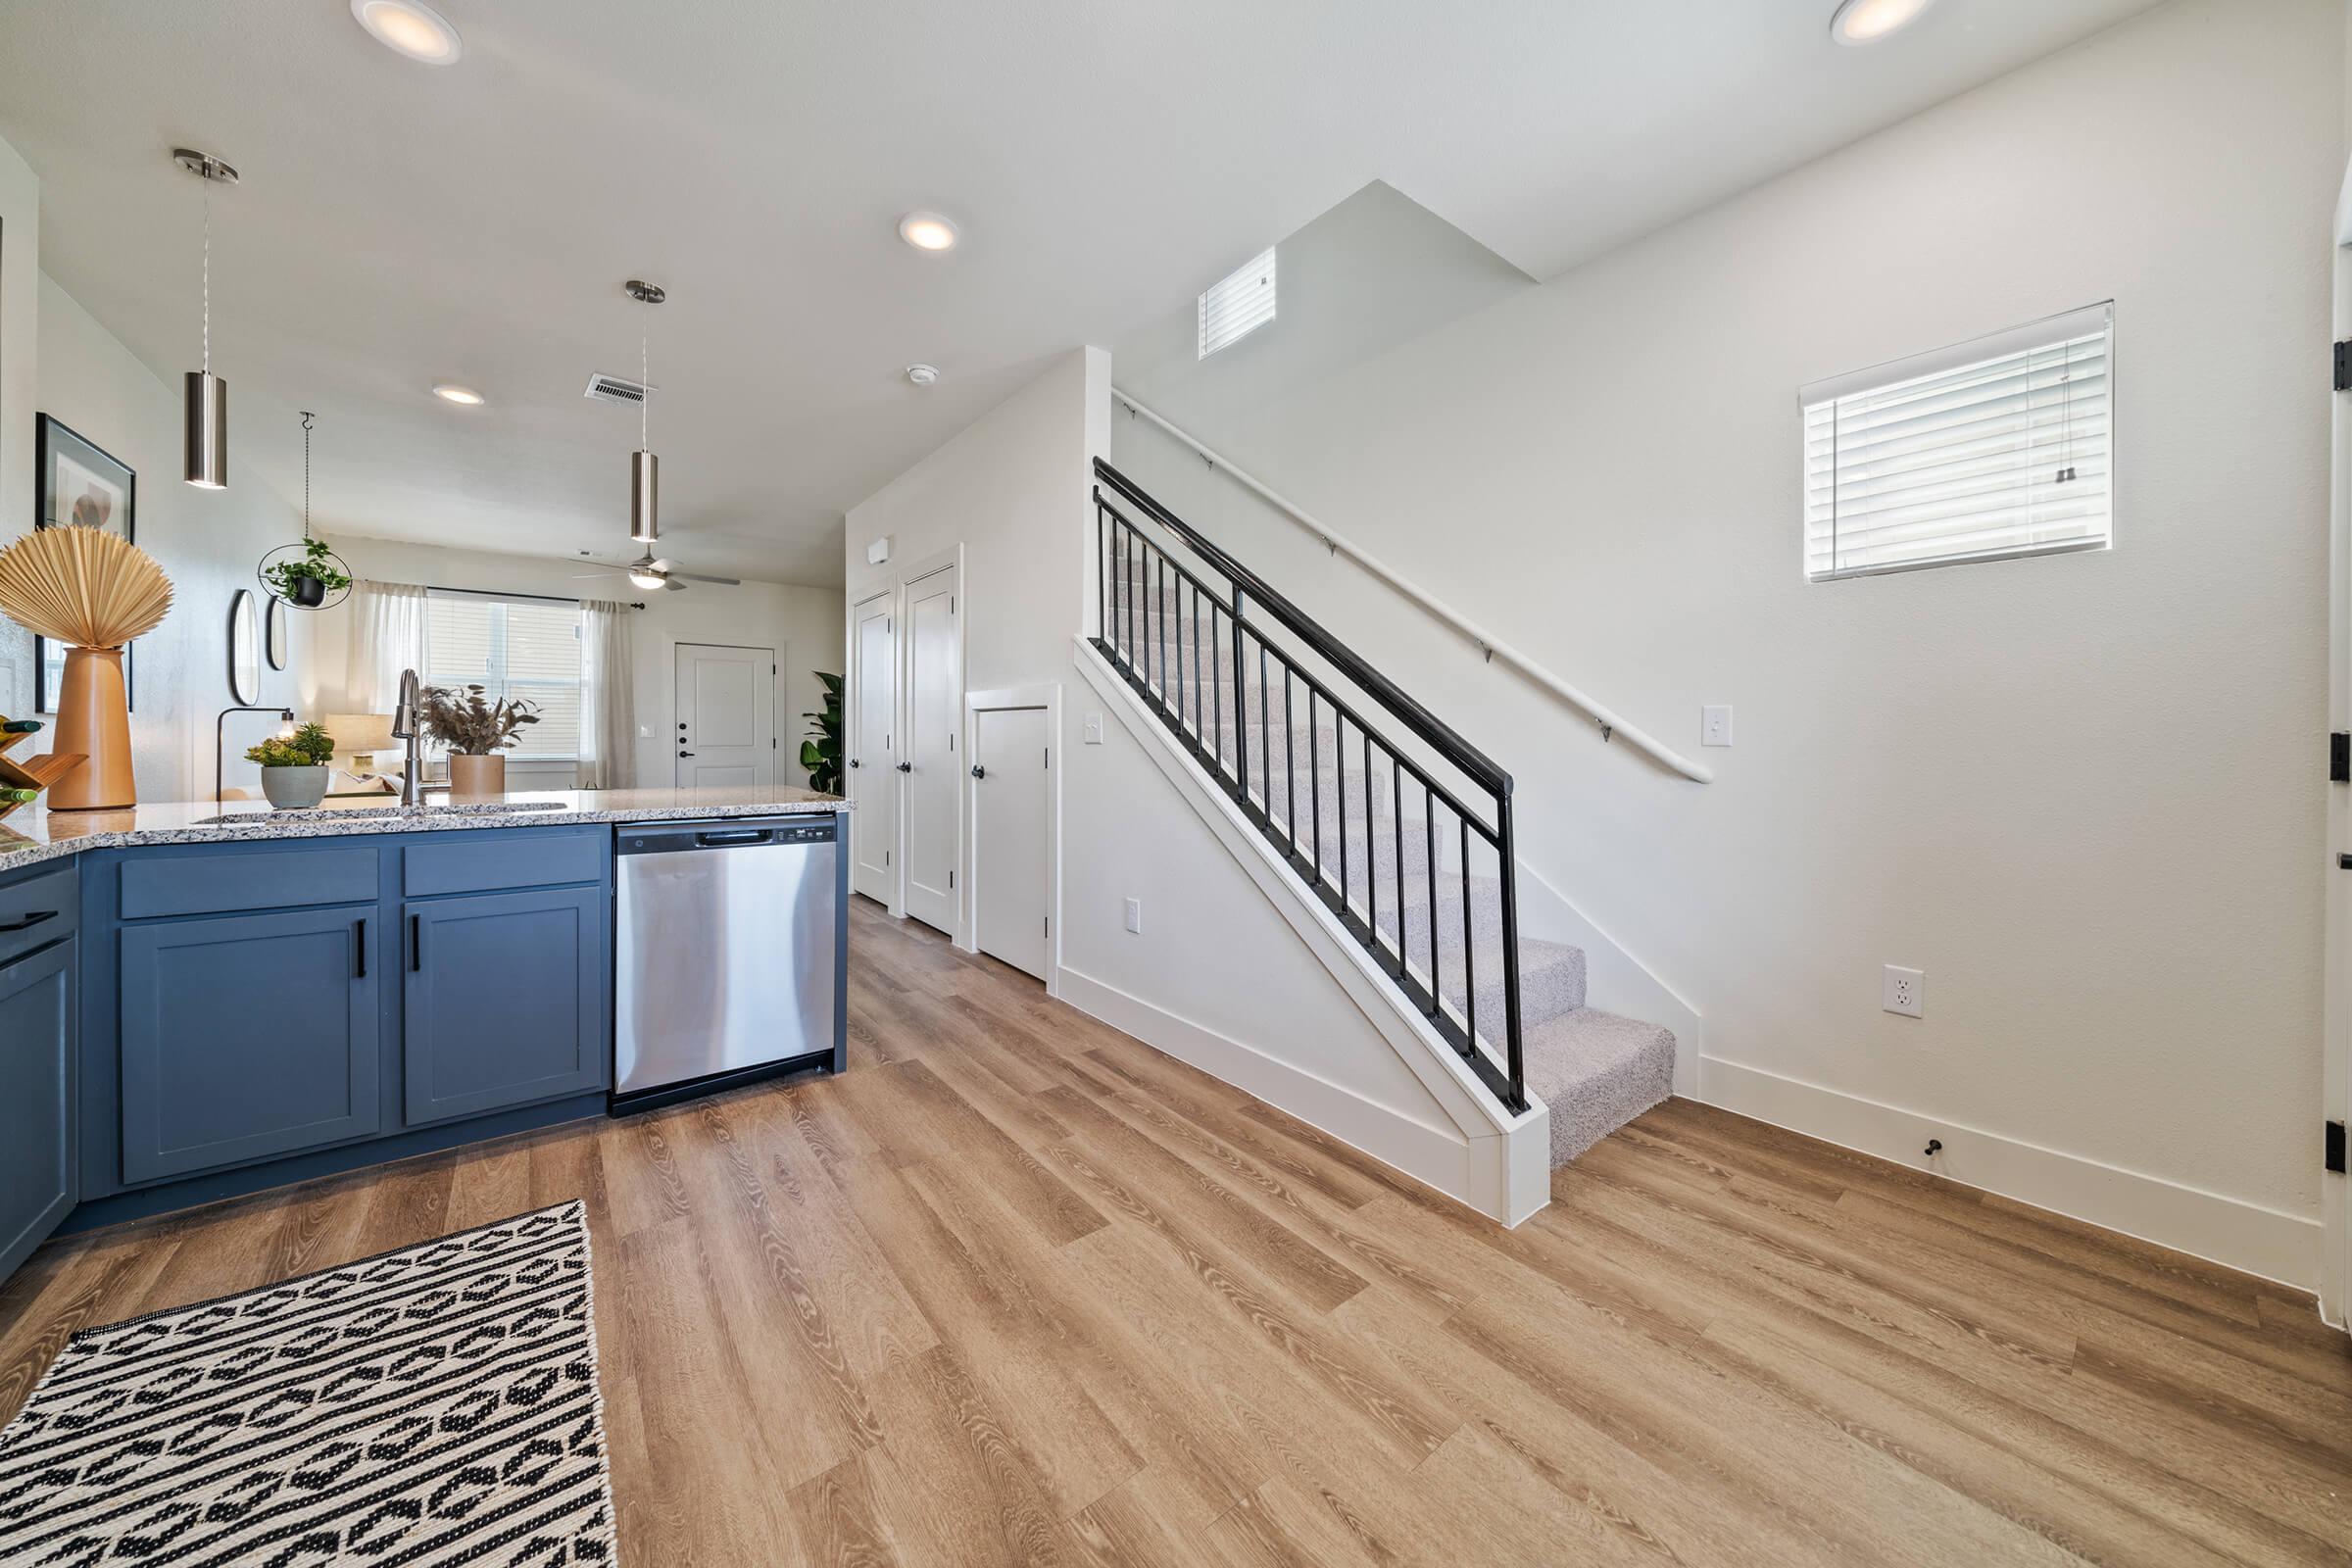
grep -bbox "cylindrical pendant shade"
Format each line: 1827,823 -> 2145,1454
629,449 -> 659,543
48,646 -> 135,810
184,370 -> 228,489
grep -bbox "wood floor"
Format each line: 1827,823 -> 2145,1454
2,899 -> 2346,1565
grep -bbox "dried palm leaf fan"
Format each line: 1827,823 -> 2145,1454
0,525 -> 173,809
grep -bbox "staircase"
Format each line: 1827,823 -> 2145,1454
1091,459 -> 1673,1168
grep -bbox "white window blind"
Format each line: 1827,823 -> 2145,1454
1802,303 -> 2112,581
423,591 -> 583,760
1199,247 -> 1277,359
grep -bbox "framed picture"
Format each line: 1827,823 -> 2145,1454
33,415 -> 135,712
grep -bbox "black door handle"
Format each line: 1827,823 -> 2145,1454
849,759 -> 860,769
970,764 -> 986,779
356,917 -> 367,979
0,909 -> 57,935
679,751 -> 697,758
896,761 -> 911,772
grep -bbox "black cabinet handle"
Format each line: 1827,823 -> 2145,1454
970,764 -> 986,779
0,909 -> 57,935
356,917 -> 368,979
410,913 -> 422,971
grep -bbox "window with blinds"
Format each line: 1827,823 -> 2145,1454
1199,247 -> 1277,359
423,591 -> 583,760
1802,303 -> 2112,582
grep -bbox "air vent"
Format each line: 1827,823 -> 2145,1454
584,373 -> 651,406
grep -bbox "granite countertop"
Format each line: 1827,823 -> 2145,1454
0,784 -> 848,870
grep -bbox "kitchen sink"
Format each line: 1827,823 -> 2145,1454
194,800 -> 573,825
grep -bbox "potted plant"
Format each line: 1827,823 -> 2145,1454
800,671 -> 842,794
261,537 -> 353,609
418,683 -> 538,797
245,721 -> 337,809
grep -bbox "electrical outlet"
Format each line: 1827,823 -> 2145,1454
1124,897 -> 1143,934
1883,965 -> 1924,1018
1701,705 -> 1733,747
1084,713 -> 1104,745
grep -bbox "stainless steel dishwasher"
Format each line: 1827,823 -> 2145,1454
612,812 -> 847,1112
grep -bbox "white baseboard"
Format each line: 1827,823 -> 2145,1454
1699,1055 -> 2322,1292
1054,963 -> 1530,1223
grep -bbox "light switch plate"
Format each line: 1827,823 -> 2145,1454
1084,713 -> 1104,745
1701,705 -> 1733,747
1124,897 -> 1143,934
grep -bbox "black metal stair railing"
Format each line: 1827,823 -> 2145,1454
1091,458 -> 1527,1113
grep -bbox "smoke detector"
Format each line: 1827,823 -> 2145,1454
905,364 -> 939,387
584,373 -> 654,406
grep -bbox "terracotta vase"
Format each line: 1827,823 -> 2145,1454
48,645 -> 134,811
447,752 -> 506,799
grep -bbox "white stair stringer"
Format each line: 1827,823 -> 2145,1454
1072,635 -> 1553,1225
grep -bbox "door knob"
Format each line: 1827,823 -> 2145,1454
896,761 -> 911,772
679,751 -> 697,758
970,764 -> 986,779
849,759 -> 860,769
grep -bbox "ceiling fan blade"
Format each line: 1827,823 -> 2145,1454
673,571 -> 742,586
649,558 -> 677,571
662,578 -> 689,592
567,570 -> 621,579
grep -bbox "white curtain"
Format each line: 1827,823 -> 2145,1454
579,599 -> 636,790
346,579 -> 427,713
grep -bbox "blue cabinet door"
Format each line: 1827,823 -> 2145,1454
403,885 -> 607,1126
120,907 -> 380,1184
0,941 -> 74,1281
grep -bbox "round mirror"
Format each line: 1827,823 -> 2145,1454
229,589 -> 261,705
265,594 -> 288,670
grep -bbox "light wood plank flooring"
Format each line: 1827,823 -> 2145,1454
2,897 -> 2346,1564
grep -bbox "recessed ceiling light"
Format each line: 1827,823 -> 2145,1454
898,212 -> 958,252
1830,0 -> 1934,44
351,0 -> 464,65
431,382 -> 484,405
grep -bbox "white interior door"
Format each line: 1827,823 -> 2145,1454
973,706 -> 1050,981
849,594 -> 899,906
674,643 -> 774,789
903,566 -> 960,937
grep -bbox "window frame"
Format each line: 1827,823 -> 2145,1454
1799,302 -> 2116,584
420,587 -> 585,763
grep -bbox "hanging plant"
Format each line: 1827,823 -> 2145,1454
260,536 -> 352,608
257,411 -> 354,611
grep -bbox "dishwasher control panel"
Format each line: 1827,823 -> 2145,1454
617,813 -> 840,856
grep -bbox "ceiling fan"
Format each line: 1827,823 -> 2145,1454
571,550 -> 740,593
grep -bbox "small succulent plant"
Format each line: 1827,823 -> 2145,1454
245,721 -> 336,769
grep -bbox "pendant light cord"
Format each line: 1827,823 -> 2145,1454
640,305 -> 650,451
301,412 -> 314,541
200,182 -> 211,374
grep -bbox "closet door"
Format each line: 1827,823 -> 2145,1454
902,566 -> 960,937
972,706 -> 1050,981
849,594 -> 898,905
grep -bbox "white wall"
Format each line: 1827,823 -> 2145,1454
303,534 -> 842,791
0,134 -> 36,724
1113,0 -> 2341,1281
31,271 -> 305,802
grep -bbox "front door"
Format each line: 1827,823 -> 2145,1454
902,566 -> 959,938
850,593 -> 898,905
675,643 -> 774,789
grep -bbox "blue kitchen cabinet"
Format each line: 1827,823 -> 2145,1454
118,906 -> 381,1184
403,882 -> 607,1125
0,940 -> 76,1281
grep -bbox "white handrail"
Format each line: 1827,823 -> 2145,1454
1110,388 -> 1715,785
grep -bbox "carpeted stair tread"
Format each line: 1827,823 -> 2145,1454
1524,1007 -> 1676,1167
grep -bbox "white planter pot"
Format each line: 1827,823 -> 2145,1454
260,765 -> 329,809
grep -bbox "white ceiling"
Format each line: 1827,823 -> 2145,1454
0,0 -> 2163,588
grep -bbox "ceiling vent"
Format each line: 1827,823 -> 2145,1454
583,372 -> 652,407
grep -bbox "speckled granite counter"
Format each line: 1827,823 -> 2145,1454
0,784 -> 846,870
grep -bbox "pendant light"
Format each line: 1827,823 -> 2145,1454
626,279 -> 665,544
174,148 -> 239,490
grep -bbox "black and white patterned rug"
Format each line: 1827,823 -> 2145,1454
0,1200 -> 616,1566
